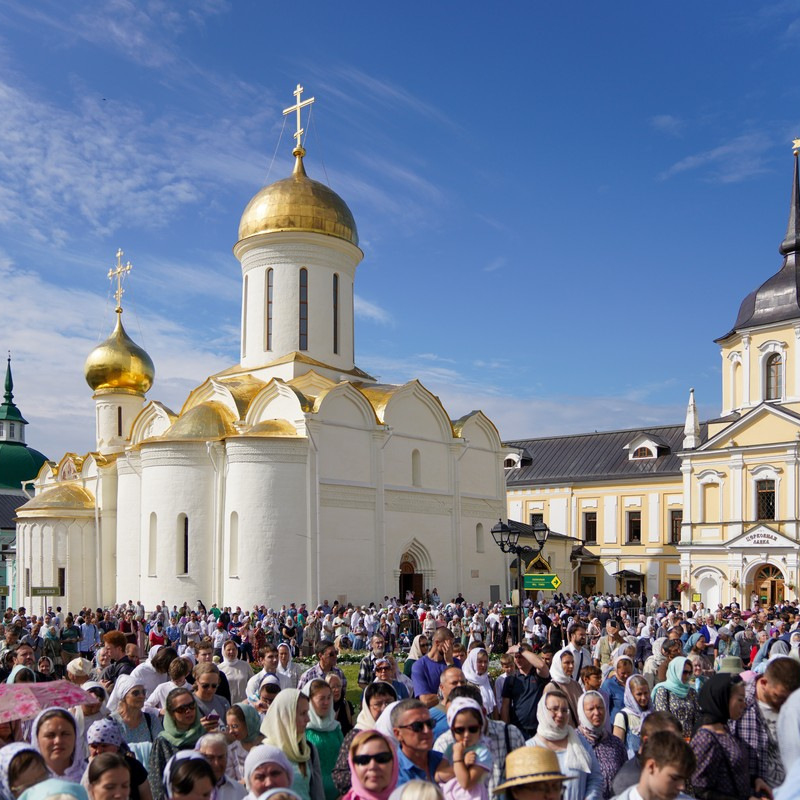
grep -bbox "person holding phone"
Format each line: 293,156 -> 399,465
192,662 -> 230,732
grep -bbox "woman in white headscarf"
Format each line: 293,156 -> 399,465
541,649 -> 582,728
277,643 -> 305,689
527,690 -> 602,800
461,648 -> 496,718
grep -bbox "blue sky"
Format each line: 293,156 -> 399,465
1,1 -> 799,459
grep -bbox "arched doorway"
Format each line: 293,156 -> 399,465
399,555 -> 423,602
752,564 -> 784,606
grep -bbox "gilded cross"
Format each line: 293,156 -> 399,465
283,83 -> 315,152
108,248 -> 132,312
793,138 -> 800,156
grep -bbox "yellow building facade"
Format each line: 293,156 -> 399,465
505,151 -> 800,610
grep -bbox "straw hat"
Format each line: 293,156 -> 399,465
493,747 -> 573,793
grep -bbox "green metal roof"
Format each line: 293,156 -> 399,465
0,358 -> 26,423
0,442 -> 48,490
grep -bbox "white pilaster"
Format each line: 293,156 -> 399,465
648,492 -> 660,542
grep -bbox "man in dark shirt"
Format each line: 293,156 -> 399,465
500,642 -> 550,738
100,630 -> 135,690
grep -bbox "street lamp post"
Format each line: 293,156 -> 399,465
491,519 -> 550,644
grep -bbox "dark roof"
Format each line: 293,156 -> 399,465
0,492 -> 26,529
504,423 -> 707,487
717,155 -> 800,341
0,442 -> 48,491
508,519 -> 575,541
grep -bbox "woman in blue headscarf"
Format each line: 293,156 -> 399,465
651,656 -> 699,739
19,780 -> 88,800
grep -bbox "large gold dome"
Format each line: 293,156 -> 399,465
237,155 -> 358,246
84,313 -> 155,395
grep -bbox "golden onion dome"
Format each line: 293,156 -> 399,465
238,153 -> 358,246
84,313 -> 155,395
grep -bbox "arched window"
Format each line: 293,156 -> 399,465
476,523 -> 485,553
9,423 -> 14,439
766,353 -> 782,401
299,268 -> 308,351
229,511 -> 239,577
242,274 -> 249,359
177,514 -> 189,575
332,273 -> 339,355
148,513 -> 157,576
632,447 -> 654,459
504,458 -> 516,469
411,449 -> 422,487
265,269 -> 273,351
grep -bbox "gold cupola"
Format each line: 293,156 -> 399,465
237,85 -> 358,247
237,149 -> 358,246
84,250 -> 155,396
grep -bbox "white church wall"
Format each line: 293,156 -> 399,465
139,443 -> 215,608
316,423 -> 373,484
223,437 -> 309,608
116,456 -> 142,604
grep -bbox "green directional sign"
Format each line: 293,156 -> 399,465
31,586 -> 59,597
523,574 -> 562,591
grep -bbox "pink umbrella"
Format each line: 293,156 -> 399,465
0,679 -> 99,723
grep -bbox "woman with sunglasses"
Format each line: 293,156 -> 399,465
192,663 -> 230,732
333,682 -> 398,797
148,688 -> 205,800
342,730 -> 398,800
260,688 -> 324,800
109,676 -> 163,746
651,657 -> 700,740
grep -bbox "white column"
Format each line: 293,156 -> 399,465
795,325 -> 800,399
742,335 -> 751,406
681,461 -> 692,542
648,493 -> 660,542
603,496 -> 617,544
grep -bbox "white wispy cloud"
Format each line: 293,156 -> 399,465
650,114 -> 684,137
659,132 -> 772,183
354,295 -> 392,325
483,257 -> 506,273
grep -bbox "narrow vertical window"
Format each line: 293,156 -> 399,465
766,353 -> 782,401
299,268 -> 308,351
57,567 -> 65,597
183,516 -> 189,574
242,275 -> 249,359
757,480 -> 776,520
332,273 -> 339,355
9,423 -> 14,438
476,523 -> 485,553
0,422 -> 5,437
265,269 -> 273,351
25,567 -> 30,595
117,407 -> 123,437
177,514 -> 189,574
583,511 -> 597,544
411,449 -> 421,487
229,512 -> 239,577
148,513 -> 157,576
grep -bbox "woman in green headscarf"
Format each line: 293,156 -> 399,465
148,687 -> 204,800
651,656 -> 700,739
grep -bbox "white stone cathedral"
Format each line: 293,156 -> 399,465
14,89 -> 508,611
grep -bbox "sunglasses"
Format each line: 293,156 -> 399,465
397,719 -> 435,733
172,702 -> 197,714
198,682 -> 219,689
353,752 -> 393,766
452,725 -> 480,735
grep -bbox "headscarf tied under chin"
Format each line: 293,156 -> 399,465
577,690 -> 608,745
549,648 -> 576,685
344,731 -> 399,800
623,675 -> 652,720
534,694 -> 592,773
698,673 -> 742,726
653,656 -> 691,699
301,682 -> 340,734
163,751 -> 209,800
276,643 -> 295,689
0,742 -> 39,800
30,707 -> 87,783
243,744 -> 294,792
460,648 -> 495,715
260,688 -> 311,765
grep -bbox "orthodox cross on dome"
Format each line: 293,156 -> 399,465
283,83 -> 315,156
108,248 -> 132,313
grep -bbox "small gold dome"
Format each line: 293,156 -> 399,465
84,314 -> 155,395
237,155 -> 359,246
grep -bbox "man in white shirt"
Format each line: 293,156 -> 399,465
564,621 -> 592,681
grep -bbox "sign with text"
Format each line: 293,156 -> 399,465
31,586 -> 59,597
0,586 -> 8,596
523,573 -> 562,590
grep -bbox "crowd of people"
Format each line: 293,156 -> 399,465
1,590 -> 800,800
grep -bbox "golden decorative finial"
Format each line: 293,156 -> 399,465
108,248 -> 132,313
793,138 -> 800,157
283,83 -> 315,157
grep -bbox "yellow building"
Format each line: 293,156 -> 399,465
505,149 -> 800,610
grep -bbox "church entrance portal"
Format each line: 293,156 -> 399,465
752,564 -> 785,606
399,559 -> 423,602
